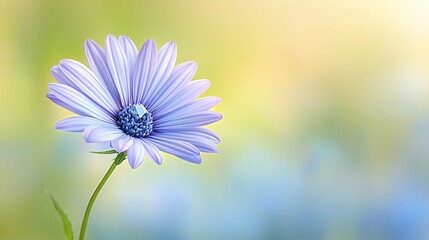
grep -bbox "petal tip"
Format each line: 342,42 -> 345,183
130,163 -> 139,169
50,65 -> 59,73
218,113 -> 223,120
211,146 -> 220,153
162,41 -> 177,54
142,38 -> 157,50
84,39 -> 98,48
183,155 -> 202,164
167,41 -> 177,48
107,34 -> 116,39
111,136 -> 134,153
47,83 -> 57,91
128,157 -> 143,169
54,121 -> 62,130
106,35 -> 119,46
190,61 -> 198,68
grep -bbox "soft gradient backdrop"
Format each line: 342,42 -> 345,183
2,0 -> 429,239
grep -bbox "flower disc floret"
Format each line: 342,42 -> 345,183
116,104 -> 153,138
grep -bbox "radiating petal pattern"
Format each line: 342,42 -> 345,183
48,35 -> 221,168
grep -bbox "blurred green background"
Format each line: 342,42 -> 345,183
2,0 -> 429,239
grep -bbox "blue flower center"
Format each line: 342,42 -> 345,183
116,104 -> 153,138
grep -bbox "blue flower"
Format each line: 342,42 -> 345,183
47,35 -> 222,168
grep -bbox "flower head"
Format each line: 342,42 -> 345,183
47,35 -> 222,168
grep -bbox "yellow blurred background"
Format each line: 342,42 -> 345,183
2,0 -> 429,239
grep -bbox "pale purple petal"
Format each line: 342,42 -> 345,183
84,39 -> 121,107
47,83 -> 113,122
55,116 -> 113,132
83,125 -> 124,143
147,61 -> 197,110
144,42 -> 176,106
131,39 -> 157,103
48,36 -> 221,168
110,134 -> 134,152
148,136 -> 201,163
47,93 -> 68,111
57,59 -> 119,115
153,79 -> 211,116
118,35 -> 138,73
127,138 -> 146,169
140,139 -> 163,165
152,131 -> 218,153
157,127 -> 220,144
155,111 -> 222,129
156,97 -> 221,120
50,66 -> 69,85
105,35 -> 130,106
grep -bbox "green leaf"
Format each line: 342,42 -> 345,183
45,190 -> 74,240
90,149 -> 117,155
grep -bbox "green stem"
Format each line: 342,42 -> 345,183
79,153 -> 125,240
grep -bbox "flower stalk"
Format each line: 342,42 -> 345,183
79,152 -> 125,240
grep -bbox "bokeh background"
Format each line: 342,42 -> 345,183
2,0 -> 429,239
